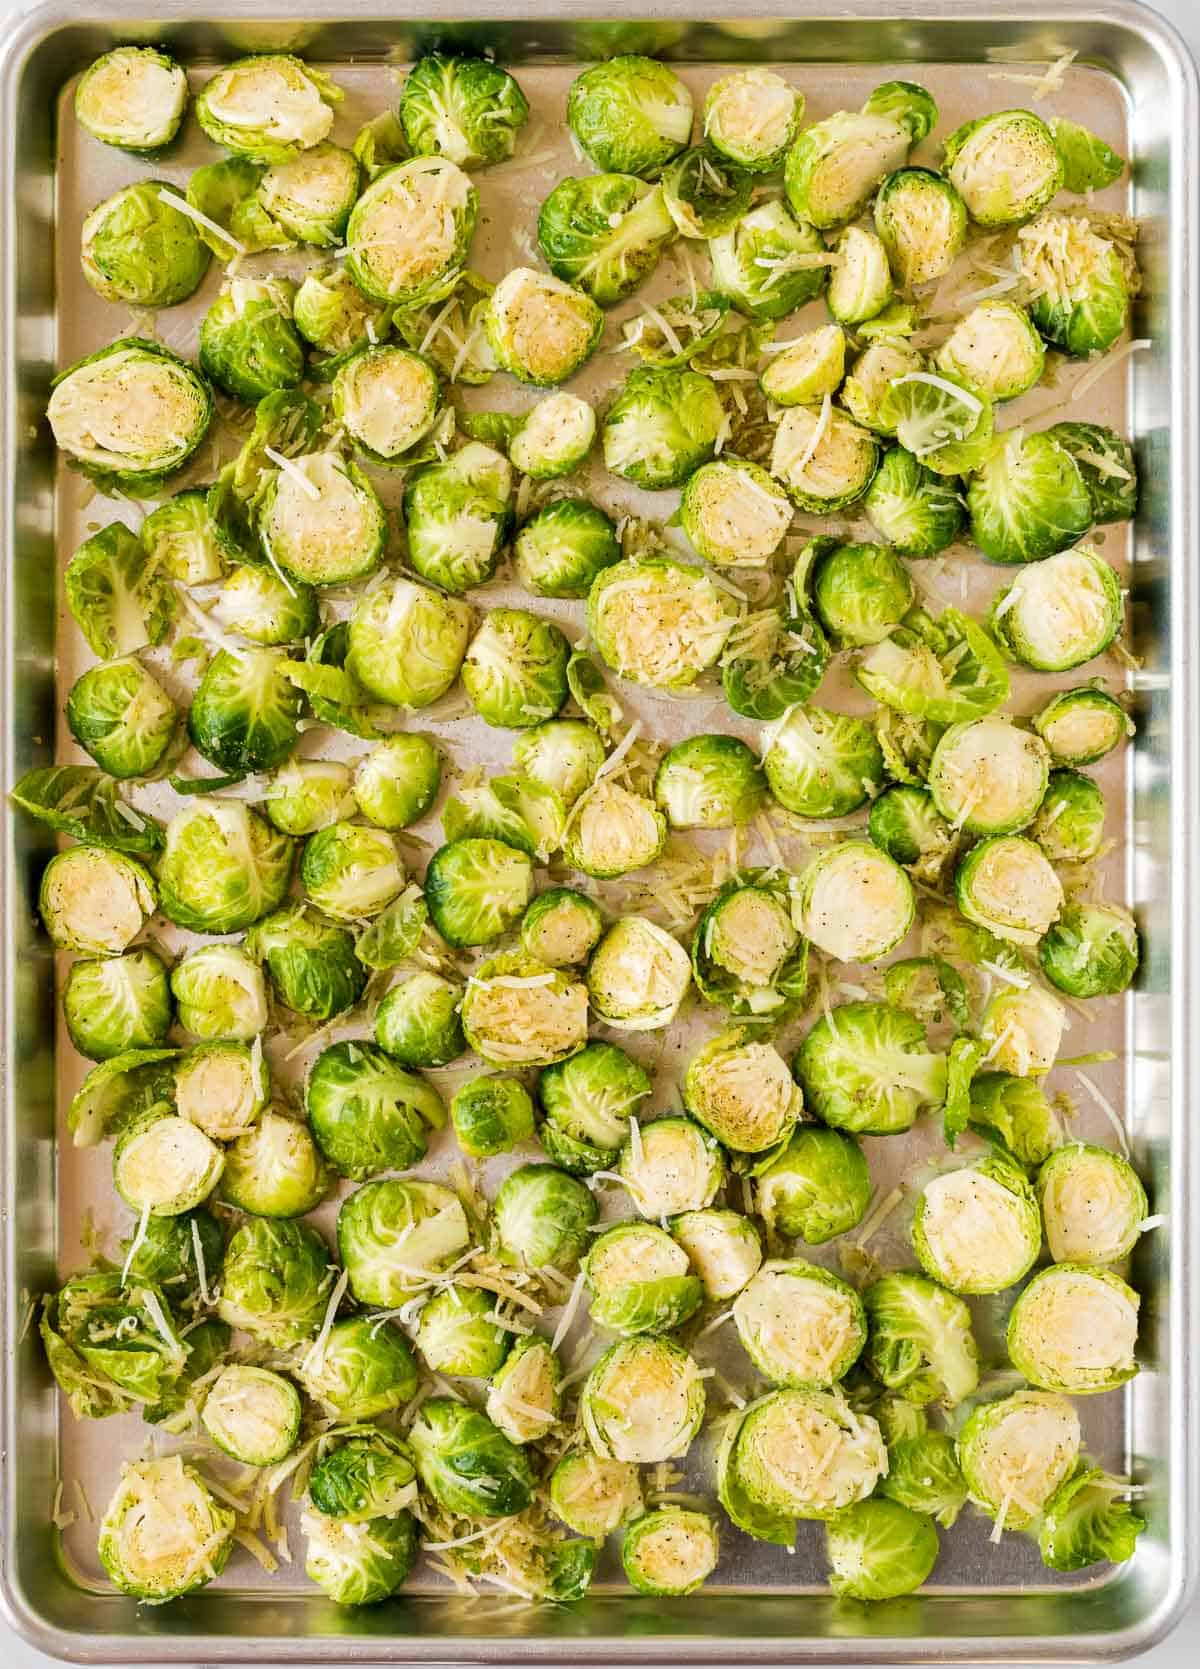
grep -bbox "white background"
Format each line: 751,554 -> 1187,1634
1,0 -> 1197,1664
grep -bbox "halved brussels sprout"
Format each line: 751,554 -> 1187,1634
662,146 -> 753,239
376,971 -> 465,1067
491,1161 -> 597,1271
263,760 -> 355,838
588,554 -> 737,689
185,155 -> 292,261
1038,1142 -> 1147,1266
936,301 -> 1045,403
398,52 -> 529,167
912,1155 -> 1041,1294
309,1431 -> 417,1522
297,1314 -> 419,1418
878,370 -> 994,477
601,369 -> 725,491
76,46 -> 188,153
883,956 -> 967,1027
979,986 -> 1066,1078
509,392 -> 596,479
1009,1264 -> 1140,1394
734,1260 -> 866,1389
159,799 -> 295,935
928,716 -> 1050,835
1018,213 -> 1131,356
514,720 -> 605,807
762,706 -> 883,821
354,882 -> 427,972
300,822 -> 405,922
521,888 -> 604,969
785,107 -> 913,230
1050,116 -> 1125,192
670,1208 -> 762,1301
794,1000 -> 945,1136
209,565 -> 318,647
567,56 -> 693,177
863,446 -> 965,558
258,452 -> 386,588
48,339 -> 213,496
654,734 -> 766,831
410,1398 -> 534,1517
587,916 -> 692,1030
549,1451 -> 644,1539
874,167 -> 967,290
1040,902 -> 1140,998
1030,768 -> 1106,863
451,1073 -> 535,1160
201,1364 -> 301,1466
878,1430 -> 967,1528
39,846 -> 155,955
857,605 -> 1009,725
691,880 -> 807,1020
461,951 -> 588,1066
141,489 -> 224,589
1047,421 -> 1138,525
957,1388 -> 1080,1530
296,269 -> 394,378
175,1039 -> 267,1141
348,575 -> 471,710
308,1039 -> 444,1180
118,1207 -> 222,1303
462,608 -> 570,729
841,340 -> 924,437
302,1507 -> 419,1606
113,1112 -> 223,1216
709,200 -> 829,320
863,1272 -> 979,1407
943,109 -> 1063,226
968,1071 -> 1063,1170
793,844 -> 915,966
868,785 -> 954,880
755,1128 -> 870,1244
680,456 -> 792,570
188,646 -> 301,775
98,1457 -> 235,1604
40,1269 -> 186,1416
443,771 -> 566,861
955,834 -> 1063,947
484,267 -> 604,383
346,157 -> 478,307
537,175 -> 675,308
82,182 -> 210,309
810,540 -> 914,647
331,345 -> 440,463
623,1507 -> 719,1596
259,142 -> 361,246
219,1107 -> 329,1217
515,498 -> 621,599
827,225 -> 894,326
704,68 -> 801,171
584,1220 -> 704,1335
487,1335 -> 562,1444
862,79 -> 938,143
725,1389 -> 887,1525
684,1028 -> 802,1154
617,1115 -> 724,1217
424,837 -> 533,948
198,277 -> 305,404
582,1335 -> 706,1463
196,55 -> 342,162
416,1283 -> 510,1376
771,404 -> 879,511
338,1177 -> 469,1306
873,708 -> 945,786
720,604 -> 830,723
825,1498 -> 939,1600
170,944 -> 267,1043
538,1040 -> 652,1172
216,1216 -> 335,1348
968,431 -> 1092,566
1038,1465 -> 1145,1572
760,324 -> 846,408
64,948 -> 172,1062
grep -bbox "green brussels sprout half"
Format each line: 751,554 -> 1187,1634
1038,1465 -> 1145,1573
957,1388 -> 1081,1529
755,1128 -> 871,1244
82,181 -> 210,310
331,346 -> 440,463
863,447 -> 965,559
912,1154 -> 1041,1294
403,439 -> 512,592
862,80 -> 938,143
258,143 -> 361,247
734,1260 -> 866,1389
680,457 -> 792,570
346,157 -> 478,307
185,155 -> 292,261
771,404 -> 880,511
879,1431 -> 967,1528
514,499 -> 620,600
462,608 -> 570,729
942,109 -> 1063,226
263,760 -> 355,837
424,837 -> 533,947
978,985 -> 1067,1078
188,647 -> 301,775
810,540 -> 914,647
954,834 -> 1063,947
967,431 -> 1093,566
582,1335 -> 706,1463
302,1506 -> 419,1606
868,785 -> 954,879
521,888 -> 604,968
119,1207 -> 224,1301
873,167 -> 968,290
691,880 -> 807,1020
195,54 -> 341,162
759,324 -> 845,407
862,1271 -> 980,1407
350,736 -> 441,830
785,108 -> 912,230
307,1039 -> 443,1180
935,301 -> 1045,403
208,564 -> 318,647
841,340 -> 925,437
826,225 -> 894,327
1018,214 -> 1130,356
857,605 -> 1009,725
258,452 -> 387,588
353,882 -> 427,972
40,1270 -> 187,1417
141,489 -> 224,588
794,1001 -> 946,1136
297,1315 -> 419,1418
398,53 -> 529,168
170,942 -> 268,1041
661,146 -> 752,239
670,1207 -> 762,1302
725,1388 -> 887,1522
415,1283 -> 511,1376
39,846 -> 155,956
484,266 -> 605,382
491,1161 -> 598,1270
338,1178 -> 470,1306
487,1335 -> 562,1444
720,603 -> 830,724
653,734 -> 766,831
300,822 -> 405,922
218,1215 -> 335,1347
219,1107 -> 329,1217
683,1028 -> 802,1155
66,1048 -> 177,1151
48,339 -> 213,496
308,1431 -> 418,1521
709,200 -> 829,321
968,1072 -> 1063,1170
587,916 -> 692,1031
509,392 -> 596,479
589,554 -> 737,690
538,1040 -> 652,1168
375,972 -> 465,1068
927,716 -> 1050,836
623,1507 -> 719,1596
75,46 -> 189,153
1046,421 -> 1138,524
1049,117 -> 1125,192
347,575 -> 472,710
1040,902 -> 1140,999
175,1039 -> 268,1141
1037,1141 -> 1147,1267
1029,767 -> 1106,863
825,1498 -> 939,1600
451,1074 -> 536,1159
878,370 -> 995,477
883,956 -> 968,1028
64,948 -> 172,1063
294,266 -> 393,374
98,1457 -> 235,1604
792,844 -> 916,966
601,369 -> 725,491
566,56 -> 693,178
704,69 -> 802,172
548,1451 -> 644,1538
873,709 -> 945,788
442,772 -> 566,862
618,1115 -> 724,1217
762,704 -> 884,820
411,1397 -> 535,1516
198,277 -> 305,404
201,1364 -> 301,1466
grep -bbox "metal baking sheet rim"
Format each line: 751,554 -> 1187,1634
0,1 -> 1196,1661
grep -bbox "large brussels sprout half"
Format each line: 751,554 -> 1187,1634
308,1430 -> 418,1521
198,278 -> 305,404
175,1040 -> 268,1142
297,1315 -> 419,1418
771,404 -> 879,512
487,1334 -> 563,1444
557,777 -> 663,879
942,109 -> 1063,226
810,540 -> 914,648
347,575 -> 472,709
928,716 -> 1049,836
967,431 -> 1093,566
82,182 -> 210,310
671,1208 -> 763,1301
785,109 -> 913,229
683,1028 -> 801,1154
1037,1142 -> 1148,1266
258,142 -> 361,246
1008,1263 -> 1140,1394
201,1364 -> 301,1466
425,837 -> 533,947
862,1271 -> 979,1408
587,916 -> 692,1031
170,943 -> 268,1041
76,46 -> 189,153
302,1507 -> 419,1606
1039,902 -> 1140,999
935,301 -> 1045,403
912,1155 -> 1041,1295
188,647 -> 301,775
63,948 -> 172,1062
794,1000 -> 945,1136
249,902 -> 366,1022
601,369 -> 725,492
491,1161 -> 597,1271
754,1127 -> 871,1245
957,1388 -> 1081,1530
723,1389 -> 887,1525
549,1450 -> 644,1539
410,1398 -> 535,1517
584,1221 -> 704,1335
48,339 -> 213,496
709,200 -> 830,320
691,879 -> 807,1020
195,55 -> 342,162
514,499 -> 621,602
954,834 -> 1063,947
403,441 -> 512,593
300,822 -> 405,922
39,846 -> 156,955
704,68 -> 801,171
484,267 -> 603,384
398,52 -> 529,167
351,735 -> 441,831
566,56 -> 693,178
623,1507 -> 720,1596
1037,1465 -> 1146,1573
588,554 -> 737,689
874,167 -> 967,290
734,1260 -> 866,1389
113,1112 -> 224,1216
824,1498 -> 939,1601
98,1456 -> 235,1604
415,1282 -> 511,1377
462,608 -> 570,729
346,157 -> 478,307
1018,213 -> 1131,357
618,1115 -> 724,1218
826,225 -> 894,327
255,451 -> 387,590
792,843 -> 915,966
761,704 -> 882,820
680,456 -> 792,570
582,1335 -> 706,1463
759,323 -> 846,407
857,605 -> 1009,726
307,1039 -> 444,1180
218,1216 -> 336,1347
337,1178 -> 470,1306
461,951 -> 588,1067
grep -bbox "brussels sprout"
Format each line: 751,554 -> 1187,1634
201,1364 -> 301,1466
618,1115 -> 724,1218
735,1260 -> 866,1389
868,786 -> 954,880
601,369 -> 724,491
771,404 -> 880,511
878,370 -> 995,477
462,608 -> 571,729
912,1155 -> 1042,1295
979,986 -> 1066,1078
258,142 -> 360,246
262,760 -> 353,838
538,1040 -> 652,1170
348,575 -> 471,710
862,447 -> 964,559
346,157 -> 478,307
393,268 -> 496,386
82,181 -> 210,310
794,1001 -> 947,1136
518,889 -> 602,969
759,325 -> 845,409
859,80 -> 937,142
259,453 -> 387,589
509,392 -> 596,479
879,1431 -> 967,1527
66,1048 -> 177,1151
41,1270 -> 187,1416
302,1506 -> 419,1606
942,109 -> 1063,226
514,499 -> 620,601
1018,213 -> 1130,356
704,69 -> 802,171
927,716 -> 1050,837
936,301 -> 1045,403
762,706 -> 883,821
424,838 -> 533,948
464,950 -> 590,1068
218,1215 -> 335,1346
792,844 -> 915,967
338,1178 -> 469,1306
652,734 -> 767,832
48,339 -> 213,496
307,1039 -> 443,1180
691,880 -> 806,1020
351,883 -> 425,973
968,431 -> 1093,568
415,1283 -> 511,1376
883,957 -> 969,1028
840,340 -> 925,437
1041,902 -> 1140,999
1030,768 -> 1106,863
967,1072 -> 1062,1170
75,46 -> 189,153
725,1388 -> 887,1523
683,1029 -> 802,1155
1046,421 -> 1138,525
119,1207 -> 224,1304
873,167 -> 968,291
862,1272 -> 980,1407
63,948 -> 172,1063
660,145 -> 752,239
708,200 -> 828,321
443,772 -> 566,862
198,277 -> 305,404
873,709 -> 945,788
1036,1141 -> 1147,1269
185,154 -> 292,261
38,846 -> 155,957
679,457 -> 792,571
809,541 -> 914,648
857,605 -> 1009,725
482,270 -> 604,389
784,106 -> 913,230
328,346 -> 439,464
955,834 -> 1063,947
309,1431 -> 418,1521
414,1397 -> 536,1516
957,1388 -> 1081,1530
825,1498 -> 939,1600
567,56 -> 692,178
403,440 -> 512,593
175,1039 -> 268,1141
754,1128 -> 871,1245
170,945 -> 267,1043
207,566 -> 317,649
587,916 -> 692,1031
1048,115 -> 1125,192
398,53 -> 529,167
826,225 -> 894,327
189,647 -> 302,776
195,54 -> 341,162
486,1335 -> 562,1444
720,603 -> 831,724
298,1315 -> 419,1418
299,822 -> 405,923
220,1108 -> 329,1217
98,1456 -> 235,1604
297,263 -> 390,358
549,1451 -> 644,1539
1038,1464 -> 1145,1572
375,972 -> 465,1068
514,722 -> 605,813
666,1212 -> 761,1306
492,1162 -> 598,1270
622,1507 -> 719,1596
140,492 -> 223,591
450,1074 -> 535,1160
582,1335 -> 706,1463
588,554 -> 737,691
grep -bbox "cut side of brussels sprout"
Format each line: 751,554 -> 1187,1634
771,403 -> 879,511
76,47 -> 189,153
794,842 -> 915,965
912,1157 -> 1041,1294
461,952 -> 588,1067
97,1456 -> 235,1604
588,554 -> 738,689
709,200 -> 830,321
863,446 -> 965,559
704,69 -> 801,171
484,267 -> 603,384
201,1365 -> 301,1466
462,608 -> 570,728
587,916 -> 692,1030
935,301 -> 1045,403
425,837 -> 533,947
114,1115 -> 224,1217
755,1128 -> 871,1244
841,339 -> 924,436
549,1451 -> 644,1539
348,575 -> 471,709
509,392 -> 596,479
827,225 -> 894,326
991,544 -> 1124,673
584,1220 -> 704,1335
1038,1142 -> 1147,1266
302,1507 -> 419,1606
762,705 -> 884,820
978,985 -> 1066,1078
928,716 -> 1050,835
943,109 -> 1063,227
298,821 -> 404,923
825,1498 -> 939,1600
863,1271 -> 979,1407
623,1507 -> 720,1596
64,947 -> 173,1062
1009,1264 -> 1140,1394
794,1000 -> 945,1136
734,1261 -> 866,1389
487,1335 -> 562,1444
220,1107 -> 329,1218
618,1115 -> 724,1217
49,339 -> 213,495
175,1040 -> 267,1141
346,157 -> 478,307
958,1389 -> 1081,1530
785,110 -> 913,230
514,498 -> 620,600
338,1178 -> 470,1306
196,55 -> 342,162
729,1388 -> 887,1521
602,368 -> 725,491
82,182 -> 211,310
416,1283 -> 510,1376
170,942 -> 268,1041
955,834 -> 1063,947
968,431 -> 1093,566
258,452 -> 387,586
680,457 -> 793,569
874,167 -> 967,290
566,56 -> 693,178
671,1208 -> 762,1300
684,1029 -> 801,1154
259,142 -> 361,246
398,53 -> 529,168
308,1039 -> 443,1180
294,266 -> 392,367
582,1336 -> 706,1463
760,324 -> 846,407
332,346 -> 440,461
297,1314 -> 418,1419
521,888 -> 604,968
39,846 -> 155,955
265,760 -> 356,837
692,880 -> 806,1019
210,564 -> 318,646
1018,213 -> 1130,357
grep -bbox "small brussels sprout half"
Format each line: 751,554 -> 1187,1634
661,146 -> 752,239
201,1365 -> 301,1466
263,760 -> 355,838
301,822 -> 405,922
549,1451 -> 644,1539
39,846 -> 155,955
141,489 -> 224,589
785,107 -> 913,230
257,142 -> 360,247
704,69 -> 801,171
588,554 -> 737,690
1050,116 -> 1125,192
670,1208 -> 763,1302
462,608 -> 570,729
398,52 -> 529,167
726,1389 -> 888,1524
1018,214 -> 1130,356
175,1040 -> 268,1141
82,182 -> 210,310
425,837 -> 533,948
862,1272 -> 979,1407
515,498 -> 621,600
618,1115 -> 724,1218
826,225 -> 894,326
302,1507 -> 419,1606
968,1072 -> 1063,1170
623,1508 -> 719,1597
509,392 -> 596,479
840,340 -> 924,437
863,446 -> 965,558
721,602 -> 831,724
1047,421 -> 1139,525
415,1283 -> 511,1376
188,646 -> 301,775
338,1178 -> 470,1306
825,1498 -> 939,1601
297,1315 -> 419,1418
873,708 -> 945,787
75,46 -> 189,153
957,1388 -> 1081,1530
48,339 -> 213,496
587,916 -> 692,1031
878,370 -> 995,477
484,267 -> 604,384
537,175 -> 675,309
1039,901 -> 1139,999
1030,767 -> 1106,863
582,1336 -> 706,1463
331,346 -> 439,463
195,54 -> 342,162
487,1335 -> 563,1444
209,565 -> 318,647
410,1398 -> 536,1519
868,786 -> 954,880
113,1112 -> 223,1216
810,540 -> 914,648
513,720 -> 605,807
793,843 -> 915,966
684,1029 -> 802,1155
857,605 -> 1009,725
170,942 -> 268,1041
873,167 -> 968,290
346,157 -> 478,308
491,1161 -> 598,1270
98,1457 -> 235,1604
928,716 -> 1050,836
883,957 -> 968,1027
794,1001 -> 945,1136
967,431 -> 1093,567
294,266 -> 393,371
185,155 -> 291,261
879,1432 -> 967,1528
862,80 -> 938,143
1037,1141 -> 1147,1267
955,834 -> 1063,947
375,972 -> 465,1068
759,324 -> 845,407
936,301 -> 1045,403
443,772 -> 566,861
734,1260 -> 866,1389
217,1216 -> 335,1347
64,948 -> 172,1062
567,56 -> 693,178
307,1039 -> 443,1180
449,1074 -> 534,1161
462,952 -> 589,1067
942,109 -> 1063,226
771,404 -> 879,511
653,734 -> 767,831
601,369 -> 725,491
40,1269 -> 186,1415
755,1127 -> 871,1244
680,456 -> 792,570
912,1155 -> 1042,1295
521,888 -> 604,969
198,277 -> 305,404
348,575 -> 471,710
709,200 -> 829,321
1038,1465 -> 1145,1573
979,986 -> 1067,1078
538,1040 -> 652,1170
308,1431 -> 417,1522
762,706 -> 884,820
691,880 -> 807,1020
220,1108 -> 329,1217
